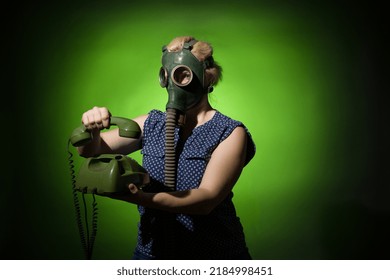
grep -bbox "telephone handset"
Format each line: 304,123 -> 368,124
69,116 -> 149,195
70,116 -> 141,147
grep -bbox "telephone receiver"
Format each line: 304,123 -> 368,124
70,116 -> 141,147
69,116 -> 149,195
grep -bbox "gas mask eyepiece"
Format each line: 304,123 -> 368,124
159,67 -> 168,88
159,65 -> 193,88
171,65 -> 193,87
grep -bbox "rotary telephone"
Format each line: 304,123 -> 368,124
68,116 -> 147,259
69,116 -> 148,195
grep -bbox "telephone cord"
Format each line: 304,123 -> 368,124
68,140 -> 98,260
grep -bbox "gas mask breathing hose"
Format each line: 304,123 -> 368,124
160,39 -> 211,192
164,108 -> 177,191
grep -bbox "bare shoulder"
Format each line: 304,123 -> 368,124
221,126 -> 247,147
211,126 -> 247,163
229,126 -> 247,139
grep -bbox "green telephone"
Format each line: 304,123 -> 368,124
68,116 -> 147,259
69,117 -> 149,195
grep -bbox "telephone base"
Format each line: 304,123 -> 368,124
75,154 -> 148,195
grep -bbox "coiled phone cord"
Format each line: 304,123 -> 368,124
68,140 -> 98,260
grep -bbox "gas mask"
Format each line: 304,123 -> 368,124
158,39 -> 213,191
159,40 -> 213,115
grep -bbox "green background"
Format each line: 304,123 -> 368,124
3,0 -> 388,259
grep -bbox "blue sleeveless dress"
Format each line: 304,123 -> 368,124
135,109 -> 255,259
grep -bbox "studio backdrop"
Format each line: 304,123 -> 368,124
3,0 -> 388,260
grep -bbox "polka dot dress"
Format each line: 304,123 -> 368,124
135,109 -> 255,259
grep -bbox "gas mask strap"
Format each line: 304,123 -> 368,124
183,39 -> 198,50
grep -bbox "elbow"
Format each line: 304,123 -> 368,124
159,189 -> 222,215
171,199 -> 216,215
196,206 -> 213,216
194,199 -> 219,215
192,190 -> 224,215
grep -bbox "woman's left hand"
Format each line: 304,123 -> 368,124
107,183 -> 143,204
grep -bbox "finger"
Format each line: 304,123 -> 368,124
100,108 -> 111,128
82,112 -> 94,130
81,107 -> 111,131
128,184 -> 138,194
92,106 -> 104,125
93,106 -> 111,129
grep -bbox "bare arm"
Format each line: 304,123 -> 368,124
77,106 -> 147,157
119,126 -> 248,215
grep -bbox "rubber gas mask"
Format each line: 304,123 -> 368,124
158,39 -> 213,190
159,40 -> 213,115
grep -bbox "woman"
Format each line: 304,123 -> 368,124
78,36 -> 256,259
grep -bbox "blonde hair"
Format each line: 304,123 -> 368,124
166,36 -> 223,88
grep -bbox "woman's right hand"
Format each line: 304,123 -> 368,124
81,106 -> 112,131
78,106 -> 146,157
77,106 -> 112,156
